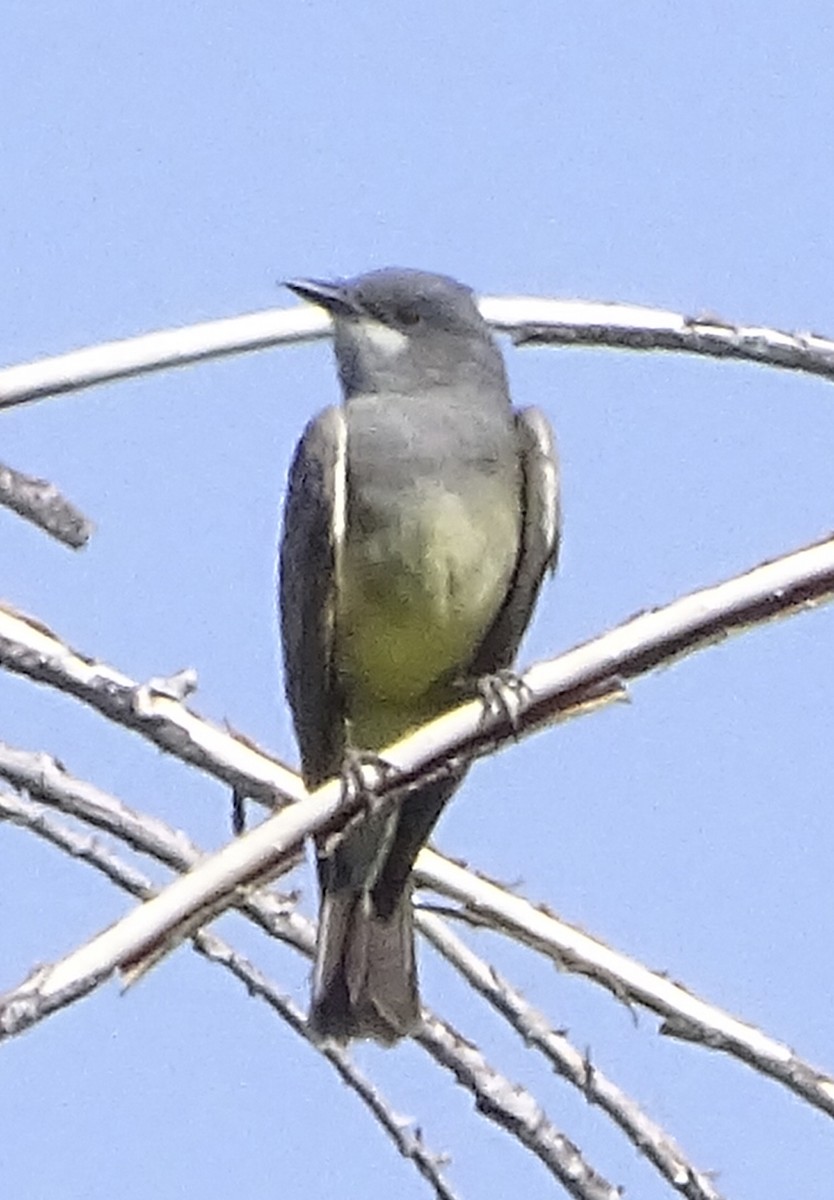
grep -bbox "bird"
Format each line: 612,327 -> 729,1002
279,267 -> 560,1043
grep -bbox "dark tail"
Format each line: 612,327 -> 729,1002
309,774 -> 466,1042
309,880 -> 419,1044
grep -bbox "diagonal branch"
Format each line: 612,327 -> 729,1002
0,739 -> 308,952
419,913 -> 724,1200
1,786 -> 619,1199
3,529 -> 833,833
1,530 -> 832,1002
421,857 -> 834,1120
2,534 -> 834,1124
193,933 -> 462,1200
416,1016 -> 620,1200
0,602 -> 303,809
0,788 -> 155,897
0,790 -> 460,1200
0,737 -> 718,1195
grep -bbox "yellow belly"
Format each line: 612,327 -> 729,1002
337,480 -> 520,746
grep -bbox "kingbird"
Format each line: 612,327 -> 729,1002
280,268 -> 559,1042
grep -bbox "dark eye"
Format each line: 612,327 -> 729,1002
393,303 -> 422,327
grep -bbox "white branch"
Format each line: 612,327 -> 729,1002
0,602 -> 304,807
484,295 -> 834,385
0,736 -> 718,1195
420,913 -> 724,1200
0,740 -> 308,952
2,297 -> 834,413
3,526 -> 833,860
2,530 -> 834,1133
421,857 -> 834,1119
193,934 -> 462,1200
0,305 -> 328,409
1,779 -> 618,1198
415,1015 -> 619,1199
0,791 -> 459,1200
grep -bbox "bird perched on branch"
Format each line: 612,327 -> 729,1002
280,267 -> 560,1042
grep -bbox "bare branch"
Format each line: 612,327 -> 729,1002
5,728 -> 831,1137
193,933 -> 461,1200
483,295 -> 834,386
0,751 -> 317,1035
0,738 -> 308,948
3,778 -> 621,1197
4,292 -> 829,1189
0,602 -> 303,809
1,529 -> 831,994
0,766 -> 650,1193
4,777 -> 618,1198
421,857 -> 834,1121
0,792 -> 459,1200
416,1016 -> 620,1200
2,297 -> 834,413
0,758 -> 661,1193
0,788 -> 155,899
0,740 -> 212,868
4,526 -> 833,839
0,460 -> 93,548
419,913 -> 723,1200
0,305 -> 328,410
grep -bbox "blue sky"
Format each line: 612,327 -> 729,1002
2,4 -> 834,1198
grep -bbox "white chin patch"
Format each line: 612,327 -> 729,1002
358,318 -> 409,358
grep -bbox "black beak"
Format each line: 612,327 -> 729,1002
285,277 -> 357,317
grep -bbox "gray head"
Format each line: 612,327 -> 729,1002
286,268 -> 508,399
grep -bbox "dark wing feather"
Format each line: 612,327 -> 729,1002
469,405 -> 560,676
281,406 -> 420,1041
279,405 -> 347,787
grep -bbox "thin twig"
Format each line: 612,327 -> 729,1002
0,789 -> 154,898
416,1016 -> 620,1200
420,857 -> 834,1120
192,933 -> 461,1200
10,736 -> 829,1191
0,741 -> 310,1034
0,739 -> 309,951
419,913 -> 723,1200
0,755 -> 318,974
0,740 -> 214,868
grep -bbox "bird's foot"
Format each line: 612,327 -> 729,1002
316,750 -> 399,859
340,748 -> 398,811
476,669 -> 530,733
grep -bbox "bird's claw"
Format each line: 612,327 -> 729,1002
477,669 -> 530,732
316,750 -> 399,859
340,748 -> 398,812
